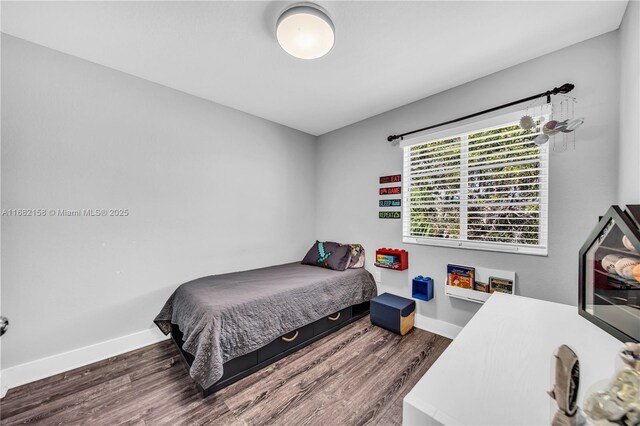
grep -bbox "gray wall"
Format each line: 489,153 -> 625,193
316,32 -> 620,327
1,35 -> 317,368
618,0 -> 640,205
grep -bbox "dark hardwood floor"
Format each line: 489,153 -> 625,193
0,316 -> 451,426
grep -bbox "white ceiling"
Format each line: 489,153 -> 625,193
1,1 -> 628,136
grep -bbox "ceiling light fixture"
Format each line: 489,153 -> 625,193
276,3 -> 334,60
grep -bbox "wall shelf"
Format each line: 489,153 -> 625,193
412,276 -> 433,301
445,285 -> 491,304
375,248 -> 408,271
445,266 -> 516,304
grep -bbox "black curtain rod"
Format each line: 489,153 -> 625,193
387,83 -> 575,142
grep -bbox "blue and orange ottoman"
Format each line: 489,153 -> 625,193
370,293 -> 416,335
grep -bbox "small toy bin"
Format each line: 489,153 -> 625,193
412,276 -> 434,301
370,293 -> 416,336
374,248 -> 409,271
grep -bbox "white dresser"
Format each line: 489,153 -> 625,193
403,293 -> 624,425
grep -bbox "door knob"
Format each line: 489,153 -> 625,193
0,316 -> 8,336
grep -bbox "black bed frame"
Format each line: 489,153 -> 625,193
171,301 -> 370,397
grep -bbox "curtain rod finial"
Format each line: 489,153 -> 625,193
556,83 -> 575,94
388,135 -> 398,142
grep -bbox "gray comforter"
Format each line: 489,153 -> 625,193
154,262 -> 377,389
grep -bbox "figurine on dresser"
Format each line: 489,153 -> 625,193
549,345 -> 582,426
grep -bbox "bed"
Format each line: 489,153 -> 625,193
154,261 -> 377,397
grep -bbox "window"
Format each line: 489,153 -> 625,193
402,108 -> 549,255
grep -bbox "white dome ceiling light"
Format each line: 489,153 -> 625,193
276,3 -> 335,60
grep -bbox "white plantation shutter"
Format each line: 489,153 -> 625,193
402,108 -> 549,255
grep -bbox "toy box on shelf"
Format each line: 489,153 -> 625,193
375,248 -> 409,271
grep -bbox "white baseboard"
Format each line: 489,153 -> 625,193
0,327 -> 169,398
414,314 -> 463,340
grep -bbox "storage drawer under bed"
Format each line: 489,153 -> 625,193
258,323 -> 315,362
313,306 -> 352,336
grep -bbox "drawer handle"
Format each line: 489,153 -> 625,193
281,330 -> 299,342
328,312 -> 341,321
